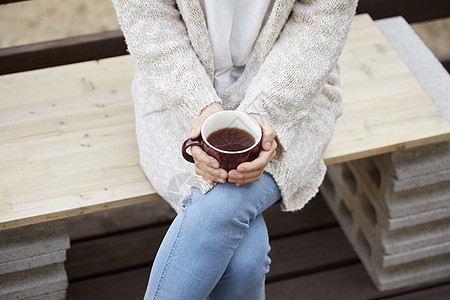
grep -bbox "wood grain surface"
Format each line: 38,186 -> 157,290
1,14 -> 449,230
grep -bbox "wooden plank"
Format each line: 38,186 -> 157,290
438,54 -> 450,73
1,14 -> 449,230
356,0 -> 450,23
324,14 -> 450,165
63,192 -> 334,242
64,199 -> 176,242
67,267 -> 149,300
0,30 -> 127,75
266,264 -> 450,300
66,225 -> 357,299
267,227 -> 357,282
384,284 -> 450,300
0,0 -> 28,4
263,195 -> 336,239
66,223 -> 168,281
66,225 -> 354,282
65,196 -> 339,281
1,16 -> 449,76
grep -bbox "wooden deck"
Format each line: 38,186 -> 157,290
63,194 -> 450,299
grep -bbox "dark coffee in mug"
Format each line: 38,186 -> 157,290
206,128 -> 256,152
182,111 -> 262,171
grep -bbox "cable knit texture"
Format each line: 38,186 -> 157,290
112,0 -> 358,213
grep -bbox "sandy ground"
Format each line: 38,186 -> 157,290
0,0 -> 449,59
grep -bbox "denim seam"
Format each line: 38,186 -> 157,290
153,198 -> 191,299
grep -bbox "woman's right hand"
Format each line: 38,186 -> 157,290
189,102 -> 228,185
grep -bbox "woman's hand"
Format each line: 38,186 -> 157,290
189,102 -> 228,185
228,114 -> 277,186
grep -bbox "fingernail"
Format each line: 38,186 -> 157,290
211,162 -> 219,168
220,172 -> 227,179
264,141 -> 272,150
190,129 -> 197,138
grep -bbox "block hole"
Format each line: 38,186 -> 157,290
342,164 -> 357,195
339,200 -> 353,229
361,192 -> 377,227
356,230 -> 371,260
321,175 -> 336,201
365,158 -> 381,188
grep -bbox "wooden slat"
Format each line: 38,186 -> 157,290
384,284 -> 450,300
66,225 -> 357,299
267,227 -> 357,282
66,266 -> 150,300
263,195 -> 336,239
266,264 -> 450,300
66,223 -> 168,281
67,267 -> 149,300
356,0 -> 450,23
63,193 -> 334,242
64,199 -> 176,242
0,30 -> 127,75
65,195 -> 337,281
1,14 -> 450,230
323,14 -> 450,165
438,54 -> 450,73
0,0 -> 29,4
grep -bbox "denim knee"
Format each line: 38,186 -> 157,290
225,243 -> 271,284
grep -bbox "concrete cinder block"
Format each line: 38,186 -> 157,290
322,166 -> 450,255
0,263 -> 68,299
0,250 -> 66,275
372,252 -> 450,291
321,184 -> 450,291
325,163 -> 450,230
23,290 -> 66,300
391,168 -> 450,192
0,221 -> 70,264
346,158 -> 450,218
375,141 -> 450,180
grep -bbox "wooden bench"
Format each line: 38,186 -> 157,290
1,14 -> 449,230
1,8 -> 450,299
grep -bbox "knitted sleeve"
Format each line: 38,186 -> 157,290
237,0 -> 358,210
239,0 -> 357,120
111,0 -> 221,123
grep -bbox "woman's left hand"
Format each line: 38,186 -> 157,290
228,114 -> 277,186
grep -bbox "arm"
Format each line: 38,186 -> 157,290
111,0 -> 221,123
238,0 -> 357,129
234,0 -> 357,196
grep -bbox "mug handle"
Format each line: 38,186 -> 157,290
182,137 -> 203,163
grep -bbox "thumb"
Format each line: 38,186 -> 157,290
189,118 -> 202,139
251,114 -> 275,151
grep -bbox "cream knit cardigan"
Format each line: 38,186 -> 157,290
112,0 -> 358,213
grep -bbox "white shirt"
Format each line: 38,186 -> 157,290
199,0 -> 274,92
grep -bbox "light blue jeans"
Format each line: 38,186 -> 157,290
144,172 -> 281,300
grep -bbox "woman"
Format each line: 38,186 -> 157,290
112,0 -> 357,298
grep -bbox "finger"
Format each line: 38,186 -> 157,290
237,140 -> 277,172
228,169 -> 262,183
195,160 -> 228,183
233,170 -> 264,186
189,118 -> 202,139
191,146 -> 219,168
251,114 -> 276,151
260,118 -> 276,151
235,175 -> 263,186
194,165 -> 223,185
192,146 -> 227,181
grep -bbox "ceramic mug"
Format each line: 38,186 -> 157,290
182,111 -> 262,171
